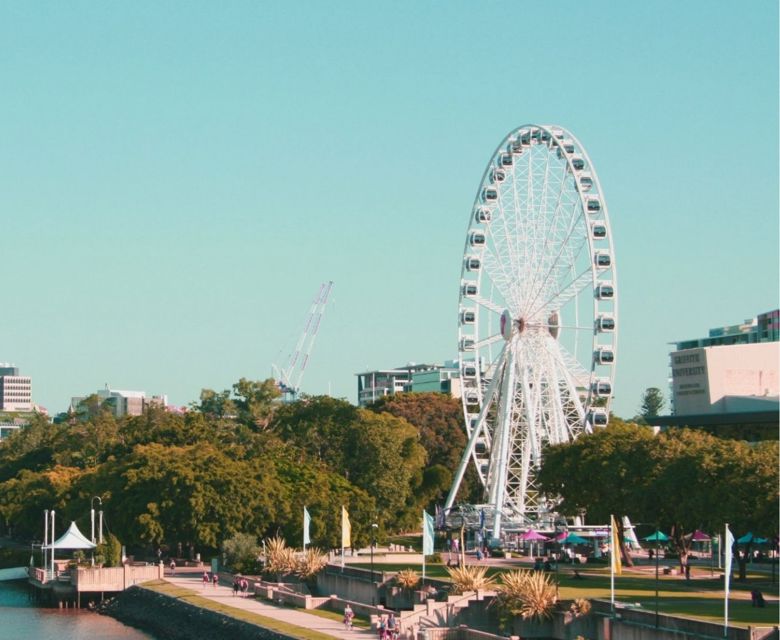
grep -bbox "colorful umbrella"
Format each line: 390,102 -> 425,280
554,531 -> 569,542
691,530 -> 711,541
737,532 -> 753,544
519,529 -> 549,541
643,531 -> 669,542
563,533 -> 588,545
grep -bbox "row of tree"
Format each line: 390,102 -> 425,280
0,382 -> 478,556
537,418 -> 778,577
0,380 -> 775,575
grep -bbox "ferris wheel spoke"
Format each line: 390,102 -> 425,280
476,333 -> 504,350
474,295 -> 504,315
523,200 -> 587,314
527,268 -> 592,319
522,147 -> 570,304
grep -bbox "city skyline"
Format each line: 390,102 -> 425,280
1,1 -> 777,418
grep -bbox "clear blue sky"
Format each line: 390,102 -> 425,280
1,1 -> 777,418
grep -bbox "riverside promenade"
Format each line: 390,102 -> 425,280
164,567 -> 372,639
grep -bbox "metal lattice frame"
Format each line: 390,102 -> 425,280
445,124 -> 618,539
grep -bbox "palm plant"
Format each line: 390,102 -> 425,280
395,568 -> 421,590
445,564 -> 495,594
570,597 -> 592,617
296,547 -> 328,579
494,569 -> 557,622
264,536 -> 297,577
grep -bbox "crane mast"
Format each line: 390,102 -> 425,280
276,281 -> 333,402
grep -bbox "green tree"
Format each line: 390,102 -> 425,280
222,532 -> 260,574
538,423 -> 779,575
638,387 -> 664,422
368,392 -> 482,506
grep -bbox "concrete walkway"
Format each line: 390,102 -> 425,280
164,569 -> 372,639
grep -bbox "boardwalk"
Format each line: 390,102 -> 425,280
165,569 -> 371,639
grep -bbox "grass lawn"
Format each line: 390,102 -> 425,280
141,580 -> 337,640
351,561 -> 779,628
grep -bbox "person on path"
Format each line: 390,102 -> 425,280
232,577 -> 240,596
343,603 -> 354,631
378,614 -> 387,639
387,612 -> 397,639
212,572 -> 219,588
202,571 -> 209,589
240,577 -> 248,597
169,559 -> 176,575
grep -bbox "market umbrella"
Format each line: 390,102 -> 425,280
563,533 -> 588,545
642,531 -> 669,542
554,532 -> 569,542
754,537 -> 768,544
737,532 -> 753,544
691,530 -> 711,541
520,529 -> 549,541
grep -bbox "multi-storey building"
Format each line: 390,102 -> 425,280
658,310 -> 779,435
0,364 -> 32,412
71,387 -> 167,418
356,362 -> 461,407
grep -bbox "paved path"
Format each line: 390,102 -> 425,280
164,569 -> 372,639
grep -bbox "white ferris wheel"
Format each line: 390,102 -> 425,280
444,124 -> 617,540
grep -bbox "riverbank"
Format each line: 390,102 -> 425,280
99,585 -> 290,640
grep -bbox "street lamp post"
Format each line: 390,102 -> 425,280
655,525 -> 660,628
370,523 -> 378,605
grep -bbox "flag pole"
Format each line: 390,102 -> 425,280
724,523 -> 732,636
610,515 -> 615,611
422,510 -> 426,585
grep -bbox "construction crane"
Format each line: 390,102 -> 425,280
273,281 -> 333,402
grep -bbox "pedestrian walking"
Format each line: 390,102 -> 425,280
387,612 -> 398,639
240,577 -> 248,597
232,577 -> 240,596
202,571 -> 209,589
169,559 -> 176,575
343,603 -> 354,631
212,572 -> 219,588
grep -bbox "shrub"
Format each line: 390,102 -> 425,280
264,536 -> 296,577
223,533 -> 260,574
445,564 -> 494,594
494,569 -> 557,622
570,598 -> 592,617
95,533 -> 122,567
296,547 -> 327,579
395,568 -> 420,590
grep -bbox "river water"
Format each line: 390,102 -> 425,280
0,580 -> 155,640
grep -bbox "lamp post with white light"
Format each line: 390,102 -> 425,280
370,523 -> 379,605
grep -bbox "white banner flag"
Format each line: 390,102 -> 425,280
423,511 -> 434,556
303,506 -> 311,547
724,524 -> 734,632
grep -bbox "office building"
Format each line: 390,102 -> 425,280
356,362 -> 461,406
0,364 -> 32,412
71,387 -> 168,418
657,309 -> 779,434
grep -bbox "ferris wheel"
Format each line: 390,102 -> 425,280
444,124 -> 617,540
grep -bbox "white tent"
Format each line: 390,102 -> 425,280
42,521 -> 96,550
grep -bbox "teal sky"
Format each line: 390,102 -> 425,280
1,1 -> 777,418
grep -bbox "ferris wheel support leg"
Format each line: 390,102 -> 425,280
488,349 -> 516,542
445,349 -> 507,511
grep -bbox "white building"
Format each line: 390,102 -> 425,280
71,386 -> 168,418
664,310 -> 779,426
356,362 -> 461,407
0,364 -> 32,412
